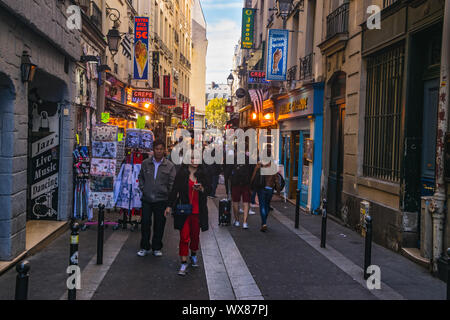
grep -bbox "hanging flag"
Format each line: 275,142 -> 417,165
134,17 -> 149,80
249,89 -> 269,114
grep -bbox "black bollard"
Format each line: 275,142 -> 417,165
295,189 -> 300,229
15,260 -> 30,300
447,248 -> 450,300
68,222 -> 80,300
320,199 -> 328,248
97,204 -> 105,265
364,216 -> 373,280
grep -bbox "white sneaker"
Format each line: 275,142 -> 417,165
152,250 -> 163,257
234,221 -> 240,227
249,209 -> 256,215
250,203 -> 259,208
243,222 -> 249,229
178,263 -> 188,276
137,249 -> 150,257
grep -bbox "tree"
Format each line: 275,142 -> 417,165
205,97 -> 229,128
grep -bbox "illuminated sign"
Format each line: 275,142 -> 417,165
132,90 -> 154,103
248,71 -> 269,84
134,17 -> 149,80
279,97 -> 309,115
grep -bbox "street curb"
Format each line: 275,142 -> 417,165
0,222 -> 69,277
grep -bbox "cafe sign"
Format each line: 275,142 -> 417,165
132,90 -> 154,103
279,97 -> 310,116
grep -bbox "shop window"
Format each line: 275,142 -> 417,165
363,43 -> 404,182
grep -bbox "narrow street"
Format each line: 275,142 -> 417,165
0,185 -> 445,300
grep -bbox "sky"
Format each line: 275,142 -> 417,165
200,0 -> 243,85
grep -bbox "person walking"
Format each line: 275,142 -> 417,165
137,140 -> 176,257
251,160 -> 281,232
167,152 -> 210,276
230,154 -> 253,229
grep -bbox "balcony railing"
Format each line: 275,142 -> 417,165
299,53 -> 313,80
326,2 -> 349,39
90,2 -> 102,31
383,0 -> 399,8
287,65 -> 298,82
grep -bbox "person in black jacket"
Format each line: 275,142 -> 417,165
166,152 -> 211,276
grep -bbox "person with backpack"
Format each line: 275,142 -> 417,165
250,160 -> 282,232
230,153 -> 253,229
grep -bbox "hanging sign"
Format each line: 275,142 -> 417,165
190,106 -> 195,127
101,113 -> 110,123
241,8 -> 255,49
136,116 -> 146,129
182,103 -> 189,120
266,29 -> 289,81
248,71 -> 270,84
132,90 -> 154,103
134,17 -> 149,80
163,75 -> 171,98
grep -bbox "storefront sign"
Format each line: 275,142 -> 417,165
190,106 -> 195,127
163,75 -> 171,98
266,29 -> 289,81
279,97 -> 309,116
132,90 -> 154,103
134,17 -> 149,80
31,133 -> 59,158
241,8 -> 255,49
105,74 -> 124,102
248,71 -> 269,84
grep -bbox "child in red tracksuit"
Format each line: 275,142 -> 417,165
166,154 -> 210,276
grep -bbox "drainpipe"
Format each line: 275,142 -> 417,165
430,0 -> 450,273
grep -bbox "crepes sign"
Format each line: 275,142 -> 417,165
266,29 -> 289,81
134,17 -> 149,80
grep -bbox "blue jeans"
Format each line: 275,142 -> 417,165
210,174 -> 219,197
257,188 -> 274,226
251,190 -> 257,204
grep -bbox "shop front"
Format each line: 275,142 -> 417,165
275,83 -> 324,213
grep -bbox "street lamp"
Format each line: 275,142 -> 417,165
227,73 -> 234,106
107,26 -> 121,57
276,0 -> 293,20
21,51 -> 37,83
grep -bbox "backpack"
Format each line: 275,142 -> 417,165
231,164 -> 250,186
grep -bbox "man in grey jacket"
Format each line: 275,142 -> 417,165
137,139 -> 176,257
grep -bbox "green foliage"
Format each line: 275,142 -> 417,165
205,98 -> 229,128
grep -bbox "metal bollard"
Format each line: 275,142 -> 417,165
447,248 -> 450,300
295,189 -> 300,229
68,222 -> 80,300
15,260 -> 30,300
320,199 -> 328,248
97,204 -> 105,265
364,216 -> 373,280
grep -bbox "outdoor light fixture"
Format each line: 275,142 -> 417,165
276,0 -> 293,20
80,55 -> 98,63
227,73 -> 234,87
107,26 -> 121,56
21,51 -> 37,83
252,112 -> 257,120
97,64 -> 111,72
144,103 -> 150,109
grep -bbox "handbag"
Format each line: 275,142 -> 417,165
174,180 -> 197,216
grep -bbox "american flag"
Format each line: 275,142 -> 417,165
249,89 -> 269,113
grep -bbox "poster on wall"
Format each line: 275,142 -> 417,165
266,29 -> 289,81
134,17 -> 149,80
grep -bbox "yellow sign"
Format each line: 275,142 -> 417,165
71,235 -> 79,245
101,113 -> 110,123
118,133 -> 124,142
76,134 -> 80,145
280,97 -> 309,115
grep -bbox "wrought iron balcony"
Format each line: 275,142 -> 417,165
326,2 -> 349,40
299,53 -> 313,80
287,65 -> 298,82
383,0 -> 399,8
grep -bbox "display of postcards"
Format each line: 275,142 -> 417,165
140,130 -> 154,150
125,129 -> 140,148
92,141 -> 117,158
93,125 -> 118,142
90,158 -> 116,176
89,192 -> 114,209
90,176 -> 114,192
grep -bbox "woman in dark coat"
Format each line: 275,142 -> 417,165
167,154 -> 211,276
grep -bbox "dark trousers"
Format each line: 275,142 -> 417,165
140,201 -> 167,251
210,174 -> 219,197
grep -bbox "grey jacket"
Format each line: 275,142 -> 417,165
138,156 -> 176,203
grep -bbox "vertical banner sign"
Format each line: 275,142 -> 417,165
182,103 -> 190,120
241,8 -> 255,49
163,75 -> 171,98
152,51 -> 160,88
266,29 -> 289,81
134,17 -> 149,80
190,106 -> 195,128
